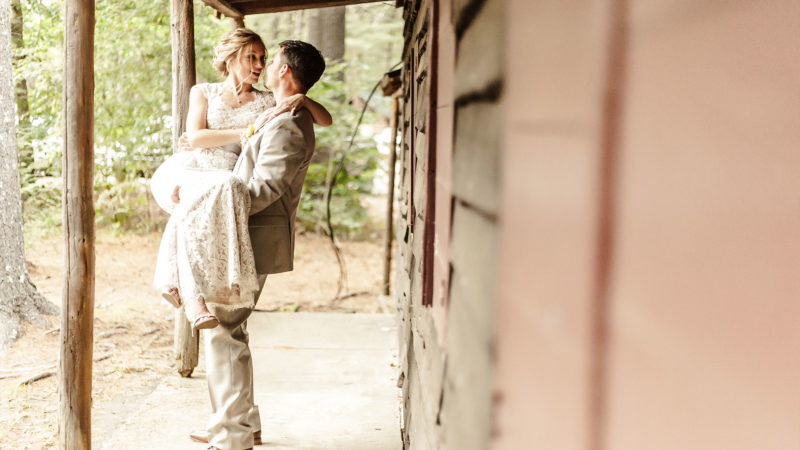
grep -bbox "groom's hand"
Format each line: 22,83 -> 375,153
172,185 -> 181,204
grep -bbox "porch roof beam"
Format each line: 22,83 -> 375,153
199,0 -> 243,18
202,0 -> 386,16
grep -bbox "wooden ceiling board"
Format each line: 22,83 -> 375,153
201,0 -> 388,16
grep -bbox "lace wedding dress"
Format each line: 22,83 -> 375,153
152,82 -> 274,310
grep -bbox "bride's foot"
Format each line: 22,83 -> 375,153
185,297 -> 219,331
161,287 -> 182,308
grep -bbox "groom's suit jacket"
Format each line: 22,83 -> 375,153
233,108 -> 315,275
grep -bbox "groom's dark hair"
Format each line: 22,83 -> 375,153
278,40 -> 325,93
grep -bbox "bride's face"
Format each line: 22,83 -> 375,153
229,43 -> 266,85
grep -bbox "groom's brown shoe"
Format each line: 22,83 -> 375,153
190,429 -> 261,445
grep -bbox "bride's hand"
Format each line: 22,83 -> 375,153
254,94 -> 307,130
266,93 -> 306,122
172,185 -> 181,204
178,132 -> 193,152
277,93 -> 306,116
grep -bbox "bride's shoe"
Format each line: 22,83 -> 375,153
192,313 -> 219,331
161,287 -> 182,308
185,297 -> 219,332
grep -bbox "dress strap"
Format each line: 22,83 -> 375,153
196,82 -> 223,101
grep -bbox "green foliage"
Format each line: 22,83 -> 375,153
345,3 -> 403,94
95,179 -> 168,233
293,62 -> 382,237
93,1 -> 171,180
20,177 -> 62,242
15,0 -> 62,179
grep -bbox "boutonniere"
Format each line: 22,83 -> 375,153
240,123 -> 256,147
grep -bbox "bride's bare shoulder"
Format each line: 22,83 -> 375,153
192,82 -> 224,99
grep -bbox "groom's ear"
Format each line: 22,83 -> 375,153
278,64 -> 290,78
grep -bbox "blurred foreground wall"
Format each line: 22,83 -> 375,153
395,1 -> 800,449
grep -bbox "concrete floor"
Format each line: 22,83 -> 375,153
102,312 -> 402,450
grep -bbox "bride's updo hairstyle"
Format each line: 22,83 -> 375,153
212,28 -> 266,77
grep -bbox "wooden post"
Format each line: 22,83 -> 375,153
230,16 -> 245,29
59,0 -> 94,448
382,96 -> 399,295
171,0 -> 196,150
170,0 -> 199,377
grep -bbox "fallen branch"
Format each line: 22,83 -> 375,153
93,353 -> 112,363
332,290 -> 373,302
0,364 -> 54,375
140,327 -> 161,336
98,330 -> 127,339
2,353 -> 110,382
20,370 -> 55,385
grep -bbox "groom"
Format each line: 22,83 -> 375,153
193,40 -> 325,450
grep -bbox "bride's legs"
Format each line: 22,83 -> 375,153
154,216 -> 183,308
184,296 -> 219,331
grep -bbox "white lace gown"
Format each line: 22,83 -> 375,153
152,83 -> 274,310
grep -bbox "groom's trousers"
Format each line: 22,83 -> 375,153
205,274 -> 267,450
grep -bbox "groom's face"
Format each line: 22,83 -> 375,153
265,49 -> 284,91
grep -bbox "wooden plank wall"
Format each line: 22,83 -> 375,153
494,0 -> 612,446
604,2 -> 800,448
396,0 -> 502,448
438,0 -> 502,448
495,1 -> 800,449
397,1 -> 443,448
398,0 -> 800,448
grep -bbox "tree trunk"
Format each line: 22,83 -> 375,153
10,0 -> 31,182
0,0 -> 58,354
307,6 -> 345,63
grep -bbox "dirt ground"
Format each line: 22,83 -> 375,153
0,231 -> 392,449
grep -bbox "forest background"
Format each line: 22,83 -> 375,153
14,0 -> 403,241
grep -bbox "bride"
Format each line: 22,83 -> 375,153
151,28 -> 331,331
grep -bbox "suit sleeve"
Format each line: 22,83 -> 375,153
247,116 -> 307,215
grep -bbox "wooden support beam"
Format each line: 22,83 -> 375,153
199,0 -> 243,18
170,0 -> 199,377
230,16 -> 245,29
233,0 -> 385,15
59,0 -> 95,448
171,0 -> 197,150
382,95 -> 399,295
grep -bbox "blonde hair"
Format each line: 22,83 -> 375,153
212,28 -> 266,77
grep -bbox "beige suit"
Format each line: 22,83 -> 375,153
234,108 -> 315,274
204,109 -> 315,449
